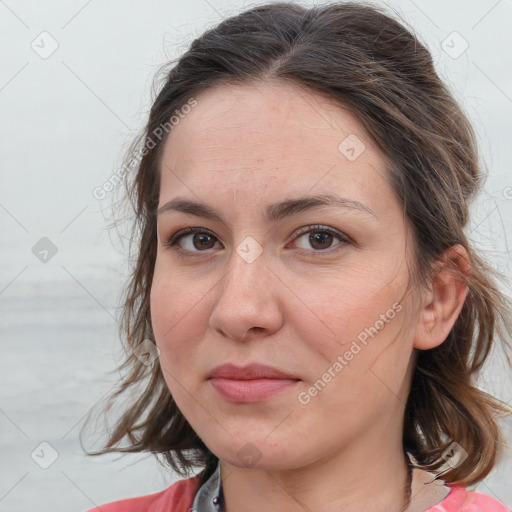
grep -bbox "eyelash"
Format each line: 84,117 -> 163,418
166,224 -> 351,257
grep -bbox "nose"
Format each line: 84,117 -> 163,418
208,243 -> 284,342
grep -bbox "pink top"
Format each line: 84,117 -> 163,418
87,476 -> 510,512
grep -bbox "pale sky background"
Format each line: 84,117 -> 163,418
0,0 -> 511,511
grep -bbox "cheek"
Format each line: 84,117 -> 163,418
150,254 -> 211,334
149,269 -> 210,376
286,259 -> 409,350
150,281 -> 205,414
281,259 -> 414,406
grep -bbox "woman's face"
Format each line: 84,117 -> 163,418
150,81 -> 421,470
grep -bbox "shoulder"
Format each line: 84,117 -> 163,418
426,484 -> 510,512
85,474 -> 202,512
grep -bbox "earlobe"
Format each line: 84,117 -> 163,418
413,245 -> 471,351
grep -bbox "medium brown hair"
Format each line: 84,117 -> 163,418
83,1 -> 512,486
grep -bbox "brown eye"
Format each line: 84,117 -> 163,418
168,228 -> 222,252
293,225 -> 348,253
308,231 -> 335,250
191,233 -> 216,250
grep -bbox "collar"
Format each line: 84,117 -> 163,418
191,460 -> 222,512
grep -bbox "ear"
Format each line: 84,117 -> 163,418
413,245 -> 471,350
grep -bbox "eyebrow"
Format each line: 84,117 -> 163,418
156,194 -> 375,223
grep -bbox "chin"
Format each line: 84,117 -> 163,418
207,437 -> 309,471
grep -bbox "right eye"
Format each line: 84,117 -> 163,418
167,227 -> 223,253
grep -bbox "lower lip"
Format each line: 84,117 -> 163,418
209,377 -> 299,403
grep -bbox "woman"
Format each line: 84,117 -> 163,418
84,2 -> 512,511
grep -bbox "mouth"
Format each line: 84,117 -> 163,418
209,377 -> 300,403
207,362 -> 301,403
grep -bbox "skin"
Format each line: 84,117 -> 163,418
150,80 -> 469,512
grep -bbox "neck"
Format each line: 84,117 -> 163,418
220,433 -> 411,512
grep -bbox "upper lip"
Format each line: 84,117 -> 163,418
208,363 -> 300,380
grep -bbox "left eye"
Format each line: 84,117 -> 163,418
292,226 -> 347,251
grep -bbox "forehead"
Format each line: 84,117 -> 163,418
158,80 -> 389,203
